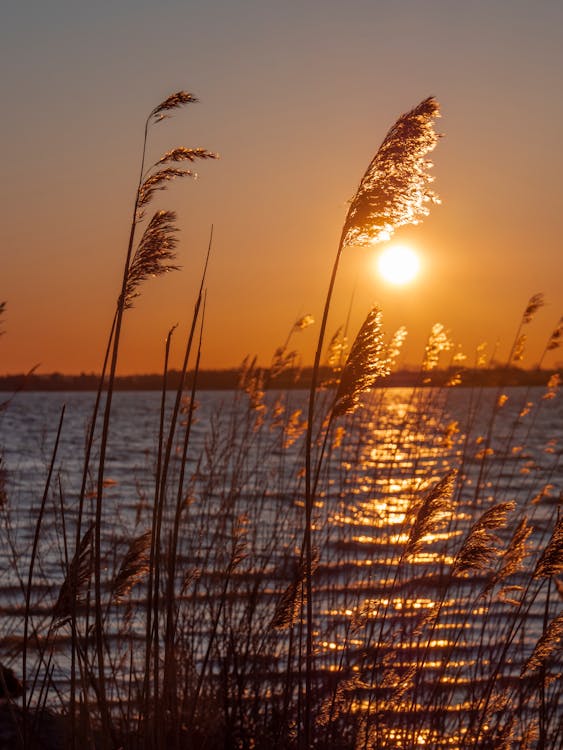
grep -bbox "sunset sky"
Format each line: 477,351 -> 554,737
1,0 -> 562,375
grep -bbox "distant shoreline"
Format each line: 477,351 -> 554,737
0,367 -> 560,392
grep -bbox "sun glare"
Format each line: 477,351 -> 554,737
377,244 -> 421,286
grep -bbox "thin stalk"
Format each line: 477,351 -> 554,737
303,225 -> 347,745
22,406 -> 65,748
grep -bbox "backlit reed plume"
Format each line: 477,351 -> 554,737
521,612 -> 563,676
493,517 -> 532,585
138,167 -> 196,210
0,301 -> 5,336
270,558 -> 308,629
342,97 -> 440,246
522,293 -> 545,324
150,91 -> 198,121
546,316 -> 562,351
533,515 -> 563,578
52,524 -> 94,629
124,210 -> 180,307
422,323 -> 453,371
386,325 -> 408,369
332,306 -> 389,417
404,471 -> 456,560
110,530 -> 152,604
452,502 -> 515,576
156,147 -> 217,165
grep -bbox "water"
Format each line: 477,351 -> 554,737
0,385 -> 560,745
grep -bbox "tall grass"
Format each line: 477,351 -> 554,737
0,94 -> 561,750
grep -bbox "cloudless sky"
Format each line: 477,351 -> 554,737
1,0 -> 562,374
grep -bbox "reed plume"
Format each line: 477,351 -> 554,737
0,301 -> 5,336
150,90 -> 198,121
521,612 -> 563,676
270,558 -> 308,630
138,167 -> 195,210
452,502 -> 515,576
493,517 -> 532,585
156,147 -> 218,165
124,210 -> 180,307
404,471 -> 456,560
52,524 -> 95,629
522,293 -> 545,324
332,306 -> 389,417
342,96 -> 440,246
533,515 -> 563,578
110,530 -> 152,604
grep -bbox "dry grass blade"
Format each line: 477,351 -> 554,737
155,147 -> 218,165
332,306 -> 389,417
342,96 -> 440,246
150,91 -> 198,121
138,167 -> 194,209
110,530 -> 152,603
125,210 -> 180,307
52,524 -> 94,628
533,515 -> 563,578
452,501 -> 515,576
521,611 -> 563,676
404,471 -> 457,559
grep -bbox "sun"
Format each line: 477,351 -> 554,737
376,244 -> 421,286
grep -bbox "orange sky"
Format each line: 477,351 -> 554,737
1,0 -> 562,375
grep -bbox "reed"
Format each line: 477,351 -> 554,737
0,92 -> 561,750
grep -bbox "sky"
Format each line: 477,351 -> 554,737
1,0 -> 562,375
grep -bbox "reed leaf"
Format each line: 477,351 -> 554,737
342,96 -> 440,247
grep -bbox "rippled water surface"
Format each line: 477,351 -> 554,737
0,386 -> 560,746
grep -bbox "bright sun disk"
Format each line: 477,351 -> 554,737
376,244 -> 421,285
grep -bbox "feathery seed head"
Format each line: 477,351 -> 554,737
534,515 -> 563,578
522,293 -> 545,325
546,317 -> 562,351
293,314 -> 315,331
521,612 -> 563,677
125,210 -> 180,308
332,306 -> 389,416
386,326 -> 408,370
155,147 -> 218,166
111,531 -> 152,603
342,96 -> 441,247
452,502 -> 515,576
138,167 -> 195,209
151,91 -> 198,122
423,323 -> 453,372
404,471 -> 457,559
